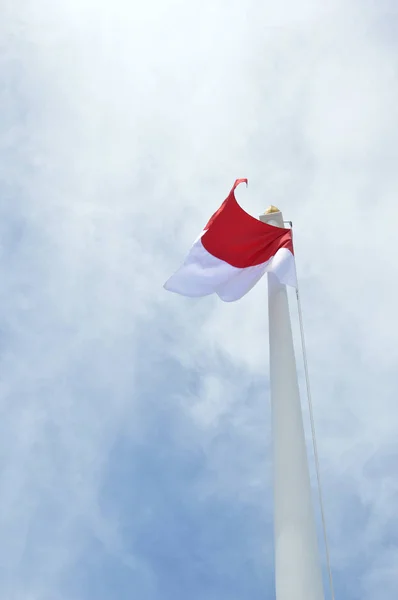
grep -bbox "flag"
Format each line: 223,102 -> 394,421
164,179 -> 297,302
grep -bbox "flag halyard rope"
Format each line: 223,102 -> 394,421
295,273 -> 336,600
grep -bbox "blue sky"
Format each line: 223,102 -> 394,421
1,1 -> 398,598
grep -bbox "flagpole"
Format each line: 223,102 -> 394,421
260,208 -> 325,600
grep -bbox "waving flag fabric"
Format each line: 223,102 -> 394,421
164,179 -> 296,302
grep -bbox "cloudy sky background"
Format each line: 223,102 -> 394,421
1,1 -> 398,598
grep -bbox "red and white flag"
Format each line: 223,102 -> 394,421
164,179 -> 297,302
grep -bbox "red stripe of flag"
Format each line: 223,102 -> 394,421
201,179 -> 293,269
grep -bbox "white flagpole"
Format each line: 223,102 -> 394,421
260,207 -> 325,600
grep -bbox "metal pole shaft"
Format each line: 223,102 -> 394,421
260,208 -> 325,600
268,274 -> 324,600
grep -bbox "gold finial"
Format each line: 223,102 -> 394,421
263,205 -> 280,214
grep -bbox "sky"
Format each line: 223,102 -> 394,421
0,0 -> 398,598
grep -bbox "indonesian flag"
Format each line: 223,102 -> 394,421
164,179 -> 297,302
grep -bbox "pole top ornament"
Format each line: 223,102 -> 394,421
263,205 -> 281,215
